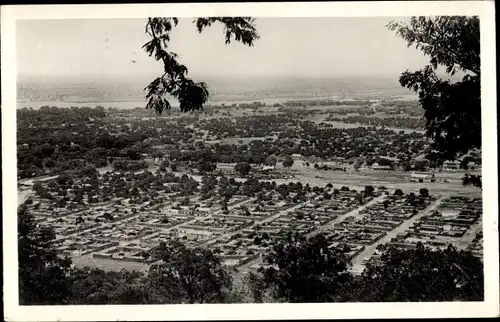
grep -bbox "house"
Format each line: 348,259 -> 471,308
371,163 -> 392,171
177,226 -> 213,240
410,172 -> 435,183
291,154 -> 304,161
261,165 -> 275,172
216,163 -> 236,174
144,158 -> 155,166
442,160 -> 461,171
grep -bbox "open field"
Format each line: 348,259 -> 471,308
70,254 -> 150,272
292,170 -> 482,198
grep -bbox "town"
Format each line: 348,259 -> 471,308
17,104 -> 483,275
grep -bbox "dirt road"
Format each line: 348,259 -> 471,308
307,195 -> 386,237
456,218 -> 483,251
349,195 -> 445,274
237,197 -> 385,272
70,196 -> 256,270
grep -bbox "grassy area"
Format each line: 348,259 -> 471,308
71,254 -> 149,272
289,168 -> 482,198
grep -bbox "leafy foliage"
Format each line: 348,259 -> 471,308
264,155 -> 278,166
461,173 -> 482,189
282,156 -> 294,168
357,243 -> 484,302
388,16 -> 481,187
197,161 -> 217,174
234,162 -> 252,176
149,241 -> 233,303
18,206 -> 72,305
419,187 -> 429,197
69,267 -> 149,304
143,17 -> 259,114
260,233 -> 352,302
394,188 -> 404,196
389,17 -> 479,76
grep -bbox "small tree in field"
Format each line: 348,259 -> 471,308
394,189 -> 404,196
282,156 -> 294,168
419,188 -> 429,197
235,162 -> 252,176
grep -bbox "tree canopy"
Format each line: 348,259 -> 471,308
259,233 -> 352,302
388,16 -> 481,188
143,17 -> 259,114
357,243 -> 483,302
249,233 -> 483,303
149,241 -> 233,303
18,206 -> 72,304
235,162 -> 252,176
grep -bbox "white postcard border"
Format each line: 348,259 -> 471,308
2,1 -> 498,321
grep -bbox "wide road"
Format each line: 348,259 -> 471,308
349,195 -> 445,274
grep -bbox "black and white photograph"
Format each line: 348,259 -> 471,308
2,2 -> 498,321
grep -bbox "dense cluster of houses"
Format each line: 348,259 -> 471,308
23,169 -> 482,270
386,196 -> 482,252
326,194 -> 433,249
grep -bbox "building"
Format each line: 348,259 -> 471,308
216,163 -> 237,175
442,160 -> 461,171
371,163 -> 392,171
144,158 -> 155,166
291,154 -> 304,161
261,165 -> 275,172
410,172 -> 435,183
153,156 -> 168,165
177,226 -> 214,240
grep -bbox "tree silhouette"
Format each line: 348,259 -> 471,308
394,189 -> 404,196
357,243 -> 483,302
282,156 -> 294,168
143,17 -> 259,114
259,233 -> 351,302
235,162 -> 252,176
69,267 -> 149,304
388,16 -> 481,188
18,206 -> 72,304
419,187 -> 429,197
149,241 -> 233,303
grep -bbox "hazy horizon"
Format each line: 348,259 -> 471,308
17,17 -> 432,80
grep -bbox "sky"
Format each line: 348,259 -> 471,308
17,17 -> 431,80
